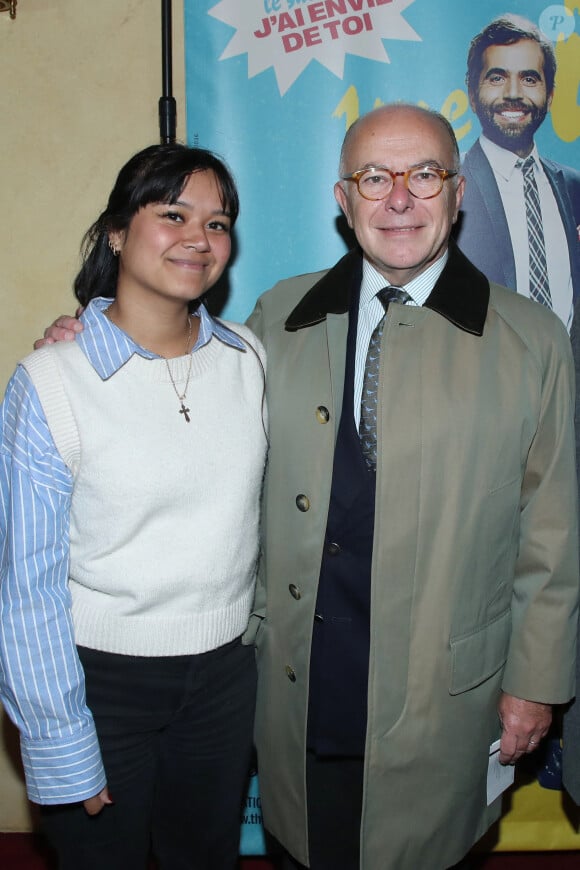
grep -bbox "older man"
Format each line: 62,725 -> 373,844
245,104 -> 578,869
37,104 -> 579,869
456,14 -> 580,331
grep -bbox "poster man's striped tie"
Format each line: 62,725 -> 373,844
519,156 -> 552,310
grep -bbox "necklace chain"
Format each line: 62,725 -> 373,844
164,316 -> 193,423
104,306 -> 194,424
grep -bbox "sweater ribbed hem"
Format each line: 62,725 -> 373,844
71,585 -> 254,656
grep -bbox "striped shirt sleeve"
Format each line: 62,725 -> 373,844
0,364 -> 106,805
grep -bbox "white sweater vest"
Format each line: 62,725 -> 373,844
24,325 -> 267,656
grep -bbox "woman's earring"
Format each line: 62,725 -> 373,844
108,238 -> 120,257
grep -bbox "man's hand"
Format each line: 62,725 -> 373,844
33,314 -> 84,349
83,785 -> 113,816
497,691 -> 552,765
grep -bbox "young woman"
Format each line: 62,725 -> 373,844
0,144 -> 268,869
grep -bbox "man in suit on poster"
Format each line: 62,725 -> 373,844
36,104 -> 580,868
456,14 -> 580,331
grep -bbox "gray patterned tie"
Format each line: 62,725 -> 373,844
519,156 -> 552,309
359,286 -> 411,469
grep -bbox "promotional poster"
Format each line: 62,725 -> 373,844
185,0 -> 579,324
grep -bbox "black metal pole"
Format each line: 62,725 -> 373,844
159,0 -> 177,143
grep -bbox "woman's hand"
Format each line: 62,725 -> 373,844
83,785 -> 113,816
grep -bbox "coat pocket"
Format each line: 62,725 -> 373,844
449,608 -> 511,695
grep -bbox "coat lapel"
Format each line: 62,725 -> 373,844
462,141 -> 517,290
542,159 -> 580,303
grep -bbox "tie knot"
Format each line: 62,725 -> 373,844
377,286 -> 411,311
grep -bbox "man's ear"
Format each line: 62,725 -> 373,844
334,181 -> 354,229
452,175 -> 466,225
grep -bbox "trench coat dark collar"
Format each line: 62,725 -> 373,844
285,240 -> 490,336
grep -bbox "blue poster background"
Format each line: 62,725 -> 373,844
184,0 -> 579,323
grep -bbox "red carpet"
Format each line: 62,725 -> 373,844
0,835 -> 579,869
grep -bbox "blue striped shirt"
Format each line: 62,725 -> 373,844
0,298 -> 245,805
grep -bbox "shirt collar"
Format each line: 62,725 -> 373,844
479,134 -> 541,181
360,252 -> 448,308
79,297 -> 246,380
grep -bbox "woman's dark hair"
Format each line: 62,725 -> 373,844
74,144 -> 239,306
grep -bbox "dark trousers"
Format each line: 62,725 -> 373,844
279,753 -> 473,870
281,753 -> 364,870
41,638 -> 256,870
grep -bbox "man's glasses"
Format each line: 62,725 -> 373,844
340,165 -> 458,201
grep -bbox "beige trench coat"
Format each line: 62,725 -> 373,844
245,246 -> 579,869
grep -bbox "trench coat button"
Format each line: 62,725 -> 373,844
296,494 -> 310,512
285,665 -> 297,682
316,405 -> 330,424
314,613 -> 324,623
326,541 -> 340,556
289,584 -> 301,600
